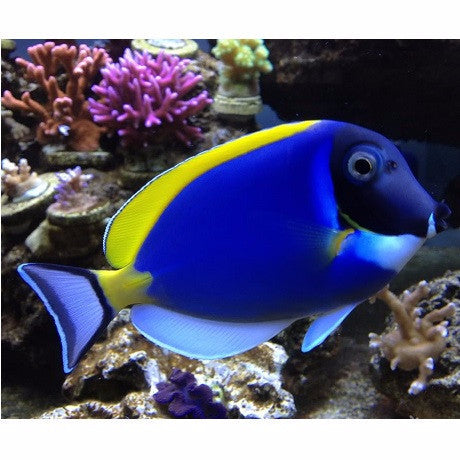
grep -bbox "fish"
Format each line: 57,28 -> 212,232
58,124 -> 70,137
18,120 -> 451,373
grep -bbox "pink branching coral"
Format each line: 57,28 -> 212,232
1,42 -> 111,151
369,281 -> 455,395
1,158 -> 46,200
49,166 -> 99,213
88,49 -> 212,147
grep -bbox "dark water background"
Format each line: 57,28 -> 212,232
10,40 -> 460,203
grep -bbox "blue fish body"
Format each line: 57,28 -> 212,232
17,120 -> 449,372
137,123 -> 391,319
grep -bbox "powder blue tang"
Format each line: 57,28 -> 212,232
17,120 -> 450,372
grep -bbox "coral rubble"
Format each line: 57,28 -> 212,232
40,393 -> 166,419
1,42 -> 110,152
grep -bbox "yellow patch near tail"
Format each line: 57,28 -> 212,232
93,265 -> 153,312
103,120 -> 320,269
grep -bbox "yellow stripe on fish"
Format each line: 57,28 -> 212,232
103,120 -> 320,269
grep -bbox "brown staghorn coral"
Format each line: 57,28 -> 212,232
1,42 -> 110,151
369,281 -> 455,395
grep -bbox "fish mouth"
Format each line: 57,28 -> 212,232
427,202 -> 451,237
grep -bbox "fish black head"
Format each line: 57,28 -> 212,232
329,122 -> 451,238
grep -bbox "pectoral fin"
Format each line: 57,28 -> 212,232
301,304 -> 357,352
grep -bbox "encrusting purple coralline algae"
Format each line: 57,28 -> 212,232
153,368 -> 227,419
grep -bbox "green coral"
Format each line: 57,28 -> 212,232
211,39 -> 273,83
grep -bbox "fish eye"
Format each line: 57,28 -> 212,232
347,151 -> 378,181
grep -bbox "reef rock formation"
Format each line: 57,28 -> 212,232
39,310 -> 296,419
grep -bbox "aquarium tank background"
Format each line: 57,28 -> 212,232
1,39 -> 459,419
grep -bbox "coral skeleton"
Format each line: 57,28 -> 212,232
88,49 -> 212,147
1,42 -> 110,151
1,158 -> 46,201
154,368 -> 227,419
369,281 -> 455,395
49,166 -> 99,213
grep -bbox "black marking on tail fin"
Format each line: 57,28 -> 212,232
18,263 -> 115,373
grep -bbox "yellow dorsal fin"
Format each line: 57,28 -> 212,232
104,120 -> 319,268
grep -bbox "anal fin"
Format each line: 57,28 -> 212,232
130,304 -> 294,359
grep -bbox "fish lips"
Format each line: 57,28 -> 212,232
428,202 -> 451,237
434,202 -> 451,233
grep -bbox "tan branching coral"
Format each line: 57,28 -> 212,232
1,42 -> 110,151
1,158 -> 46,201
369,281 -> 455,395
211,39 -> 273,83
211,39 -> 273,118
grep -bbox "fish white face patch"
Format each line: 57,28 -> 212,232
342,230 -> 425,272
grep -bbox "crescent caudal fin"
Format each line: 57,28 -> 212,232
18,263 -> 116,373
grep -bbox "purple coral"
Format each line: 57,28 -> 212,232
88,49 -> 212,147
154,368 -> 227,419
50,166 -> 99,212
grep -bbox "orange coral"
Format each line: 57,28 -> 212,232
1,42 -> 109,151
369,282 -> 455,395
